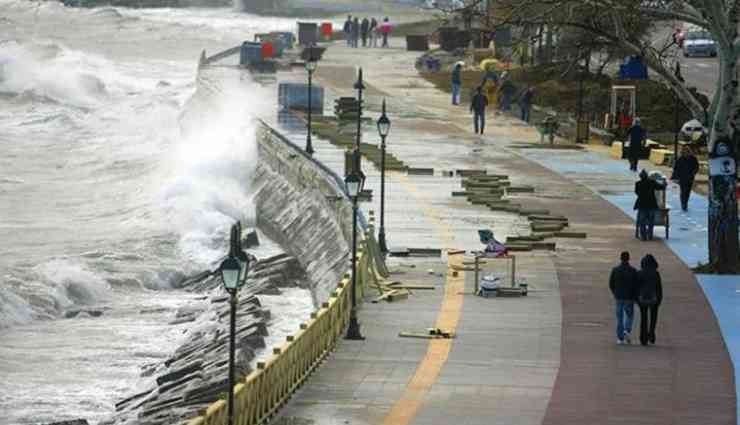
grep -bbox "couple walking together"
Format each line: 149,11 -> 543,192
610,251 -> 663,346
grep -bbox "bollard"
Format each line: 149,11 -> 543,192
474,255 -> 480,294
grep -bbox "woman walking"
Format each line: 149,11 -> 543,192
634,169 -> 663,241
637,254 -> 662,346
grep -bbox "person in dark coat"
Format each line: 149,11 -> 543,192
351,17 -> 360,48
470,86 -> 488,135
343,16 -> 353,46
609,251 -> 639,344
636,254 -> 662,346
672,147 -> 699,211
360,18 -> 370,47
451,63 -> 462,105
634,169 -> 663,241
519,86 -> 534,123
369,18 -> 378,47
498,74 -> 515,111
627,117 -> 646,171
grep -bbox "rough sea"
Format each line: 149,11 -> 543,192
0,2 -> 314,423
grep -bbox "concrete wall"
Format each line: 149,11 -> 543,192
253,123 -> 354,306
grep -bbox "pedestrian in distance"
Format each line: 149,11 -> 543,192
470,86 -> 488,135
343,15 -> 353,47
518,85 -> 534,123
380,17 -> 392,47
636,254 -> 662,346
609,251 -> 639,345
626,117 -> 646,171
672,146 -> 699,211
352,17 -> 360,48
634,169 -> 664,241
369,18 -> 378,47
497,73 -> 515,111
360,17 -> 370,47
451,62 -> 462,105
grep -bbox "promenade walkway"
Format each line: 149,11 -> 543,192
266,39 -> 735,425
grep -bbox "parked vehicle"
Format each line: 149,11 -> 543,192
683,30 -> 717,57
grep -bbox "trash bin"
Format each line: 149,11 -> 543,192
297,22 -> 318,46
239,41 -> 262,66
320,22 -> 333,41
261,42 -> 275,59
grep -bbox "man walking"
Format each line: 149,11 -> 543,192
451,63 -> 462,105
626,117 -> 646,171
343,16 -> 352,47
360,17 -> 370,47
672,147 -> 699,211
519,85 -> 534,122
470,86 -> 488,135
352,17 -> 360,48
609,251 -> 639,345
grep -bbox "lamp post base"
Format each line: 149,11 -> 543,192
378,228 -> 388,255
306,137 -> 314,156
345,310 -> 365,340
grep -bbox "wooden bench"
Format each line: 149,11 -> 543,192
649,149 -> 674,166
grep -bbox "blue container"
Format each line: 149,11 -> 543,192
278,82 -> 324,113
240,41 -> 262,66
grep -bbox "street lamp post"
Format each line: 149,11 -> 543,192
376,99 -> 391,254
673,61 -> 684,165
354,68 -> 365,152
305,47 -> 318,156
220,224 -> 251,425
344,169 -> 365,340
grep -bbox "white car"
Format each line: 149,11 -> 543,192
683,30 -> 717,57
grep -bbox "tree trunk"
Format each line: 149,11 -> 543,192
707,49 -> 739,273
537,24 -> 544,64
544,25 -> 553,63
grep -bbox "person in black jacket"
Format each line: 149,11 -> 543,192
672,147 -> 699,211
634,170 -> 662,241
626,118 -> 646,171
609,251 -> 639,344
343,16 -> 353,47
637,254 -> 662,346
360,18 -> 370,47
470,86 -> 488,134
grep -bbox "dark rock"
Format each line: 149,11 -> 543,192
243,230 -> 260,248
44,420 -> 89,425
156,360 -> 203,386
258,286 -> 282,295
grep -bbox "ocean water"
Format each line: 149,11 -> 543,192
0,3 -> 312,423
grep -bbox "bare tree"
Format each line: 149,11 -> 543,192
448,0 -> 739,271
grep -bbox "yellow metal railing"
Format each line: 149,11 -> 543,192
186,237 -> 377,425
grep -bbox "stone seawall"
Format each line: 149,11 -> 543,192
253,123 -> 354,306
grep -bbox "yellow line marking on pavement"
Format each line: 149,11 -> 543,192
381,215 -> 465,425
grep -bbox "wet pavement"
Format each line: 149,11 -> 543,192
264,38 -> 736,425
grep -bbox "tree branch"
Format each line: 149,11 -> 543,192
639,6 -> 710,28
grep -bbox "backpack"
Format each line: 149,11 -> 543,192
638,271 -> 658,305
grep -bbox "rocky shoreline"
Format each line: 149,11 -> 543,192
106,248 -> 307,425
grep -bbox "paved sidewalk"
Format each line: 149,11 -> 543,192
266,38 -> 735,425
